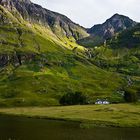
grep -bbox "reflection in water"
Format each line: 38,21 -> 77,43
0,115 -> 140,140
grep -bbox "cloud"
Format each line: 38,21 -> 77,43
31,0 -> 140,27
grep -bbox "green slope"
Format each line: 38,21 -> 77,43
0,5 -> 125,106
87,24 -> 140,100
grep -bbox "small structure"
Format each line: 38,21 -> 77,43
95,99 -> 110,105
102,100 -> 110,105
95,99 -> 102,105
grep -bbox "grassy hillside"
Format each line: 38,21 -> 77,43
110,23 -> 140,48
0,5 -> 126,106
87,24 -> 140,99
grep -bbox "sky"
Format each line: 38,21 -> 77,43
31,0 -> 140,28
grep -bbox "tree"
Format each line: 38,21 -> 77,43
59,92 -> 87,105
124,89 -> 138,103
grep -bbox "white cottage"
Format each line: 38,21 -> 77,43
95,100 -> 102,105
95,99 -> 110,105
102,100 -> 110,105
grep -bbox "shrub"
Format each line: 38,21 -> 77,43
124,89 -> 138,102
1,89 -> 19,98
59,92 -> 87,105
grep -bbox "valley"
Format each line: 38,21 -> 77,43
0,5 -> 140,140
0,0 -> 140,130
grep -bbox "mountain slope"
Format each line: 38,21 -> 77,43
0,0 -> 89,41
0,1 -> 126,106
87,24 -> 140,98
88,14 -> 137,39
78,14 -> 137,47
110,23 -> 140,48
87,24 -> 140,75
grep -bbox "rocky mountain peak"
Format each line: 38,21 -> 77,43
88,14 -> 137,39
110,13 -> 122,19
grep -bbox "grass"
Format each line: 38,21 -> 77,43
0,104 -> 140,128
0,4 -> 139,107
0,57 -> 124,107
0,6 -> 140,129
0,15 -> 125,107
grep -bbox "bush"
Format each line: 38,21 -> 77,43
1,89 -> 19,98
59,92 -> 87,105
124,89 -> 138,103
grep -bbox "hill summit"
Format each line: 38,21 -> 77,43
88,13 -> 137,39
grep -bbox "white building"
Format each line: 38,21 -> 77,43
95,99 -> 110,105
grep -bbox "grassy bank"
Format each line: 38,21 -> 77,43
0,104 -> 140,128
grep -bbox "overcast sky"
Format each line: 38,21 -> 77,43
31,0 -> 140,28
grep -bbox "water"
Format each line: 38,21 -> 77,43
0,115 -> 140,140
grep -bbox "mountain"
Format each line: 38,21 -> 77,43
89,24 -> 140,74
0,0 -> 140,107
89,24 -> 140,91
110,23 -> 140,48
0,0 -> 125,106
88,13 -> 137,39
0,0 -> 88,41
78,14 -> 137,47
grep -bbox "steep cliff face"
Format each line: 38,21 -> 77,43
0,0 -> 88,40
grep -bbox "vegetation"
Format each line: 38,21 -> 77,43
59,92 -> 87,105
0,4 -> 127,107
0,104 -> 140,127
0,2 -> 140,107
110,24 -> 140,48
124,89 -> 138,103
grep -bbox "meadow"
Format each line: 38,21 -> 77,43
0,104 -> 140,128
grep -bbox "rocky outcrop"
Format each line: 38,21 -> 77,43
0,53 -> 36,67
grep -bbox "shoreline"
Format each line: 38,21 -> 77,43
0,104 -> 140,128
0,112 -> 139,128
